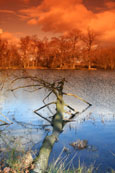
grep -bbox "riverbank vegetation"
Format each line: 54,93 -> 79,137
0,29 -> 115,70
0,148 -> 95,173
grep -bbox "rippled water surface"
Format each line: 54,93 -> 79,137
0,69 -> 115,172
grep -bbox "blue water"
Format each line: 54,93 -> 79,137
0,69 -> 115,172
50,116 -> 115,172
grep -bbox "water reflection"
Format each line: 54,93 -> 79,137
0,69 -> 115,172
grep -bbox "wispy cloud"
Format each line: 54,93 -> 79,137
0,9 -> 15,14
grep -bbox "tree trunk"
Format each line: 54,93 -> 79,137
31,94 -> 64,173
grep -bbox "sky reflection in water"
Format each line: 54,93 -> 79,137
0,70 -> 115,172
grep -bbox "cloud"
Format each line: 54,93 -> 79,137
0,28 -> 3,34
105,1 -> 115,9
18,0 -> 115,43
23,0 -> 30,4
19,0 -> 94,32
27,18 -> 38,25
90,10 -> 115,42
0,31 -> 19,43
0,9 -> 15,14
102,29 -> 115,41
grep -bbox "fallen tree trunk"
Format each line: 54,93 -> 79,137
31,94 -> 65,172
11,77 -> 92,173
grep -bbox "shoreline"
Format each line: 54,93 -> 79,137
0,67 -> 114,71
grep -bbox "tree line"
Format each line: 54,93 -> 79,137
0,29 -> 115,70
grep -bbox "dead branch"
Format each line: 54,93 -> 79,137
34,102 -> 56,112
0,112 -> 13,124
34,111 -> 51,124
43,91 -> 54,115
34,102 -> 56,124
10,84 -> 40,92
0,119 -> 8,124
63,92 -> 92,106
0,123 -> 9,126
65,104 -> 79,113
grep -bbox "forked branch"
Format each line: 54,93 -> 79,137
34,102 -> 56,123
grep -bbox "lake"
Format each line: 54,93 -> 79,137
0,69 -> 115,172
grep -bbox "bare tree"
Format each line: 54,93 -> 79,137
20,36 -> 39,68
7,45 -> 22,68
65,29 -> 81,68
81,28 -> 98,69
0,38 -> 8,67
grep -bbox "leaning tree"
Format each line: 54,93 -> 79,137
11,76 -> 92,173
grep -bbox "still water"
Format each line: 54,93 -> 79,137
0,69 -> 115,172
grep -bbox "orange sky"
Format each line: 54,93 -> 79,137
0,0 -> 115,45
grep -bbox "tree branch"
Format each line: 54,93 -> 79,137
63,92 -> 92,106
10,84 -> 40,92
34,102 -> 56,123
43,91 -> 54,115
0,112 -> 13,124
